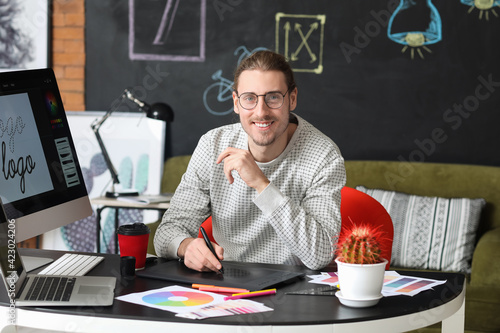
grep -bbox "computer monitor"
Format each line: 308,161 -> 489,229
0,68 -> 92,269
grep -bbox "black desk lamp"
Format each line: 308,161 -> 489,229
91,89 -> 174,198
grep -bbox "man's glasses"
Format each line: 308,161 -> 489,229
236,90 -> 289,110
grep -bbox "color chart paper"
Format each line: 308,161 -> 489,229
176,299 -> 274,320
308,271 -> 446,297
116,285 -> 226,314
307,272 -> 339,286
382,274 -> 446,297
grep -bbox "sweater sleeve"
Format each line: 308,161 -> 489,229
253,152 -> 345,270
154,134 -> 213,259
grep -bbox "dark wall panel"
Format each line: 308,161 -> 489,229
85,0 -> 500,166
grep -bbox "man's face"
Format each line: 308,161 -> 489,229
233,70 -> 297,149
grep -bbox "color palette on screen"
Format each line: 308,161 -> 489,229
142,291 -> 214,307
45,91 -> 58,115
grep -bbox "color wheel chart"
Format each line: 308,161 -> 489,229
116,285 -> 226,314
143,291 -> 214,307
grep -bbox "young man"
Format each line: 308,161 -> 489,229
154,50 -> 345,271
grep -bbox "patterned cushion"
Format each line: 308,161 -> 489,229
356,186 -> 485,274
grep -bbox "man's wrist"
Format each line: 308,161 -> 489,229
177,237 -> 194,258
254,182 -> 286,216
255,179 -> 271,194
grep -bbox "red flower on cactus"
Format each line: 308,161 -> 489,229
335,220 -> 388,265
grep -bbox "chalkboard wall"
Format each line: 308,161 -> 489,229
85,0 -> 500,166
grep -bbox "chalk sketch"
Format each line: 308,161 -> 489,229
203,46 -> 267,116
461,0 -> 500,20
275,13 -> 325,74
152,0 -> 180,45
387,0 -> 442,60
129,0 -> 206,62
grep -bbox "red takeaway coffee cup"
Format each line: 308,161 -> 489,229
117,222 -> 150,269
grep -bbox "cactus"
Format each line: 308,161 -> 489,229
335,223 -> 386,265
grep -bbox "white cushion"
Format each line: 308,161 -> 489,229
356,186 -> 485,274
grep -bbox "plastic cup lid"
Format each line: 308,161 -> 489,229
116,222 -> 150,235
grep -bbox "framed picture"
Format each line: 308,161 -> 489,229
0,0 -> 50,71
43,111 -> 167,253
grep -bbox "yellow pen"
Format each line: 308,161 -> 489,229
231,288 -> 277,296
224,288 -> 277,301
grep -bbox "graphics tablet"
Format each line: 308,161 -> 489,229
136,260 -> 305,291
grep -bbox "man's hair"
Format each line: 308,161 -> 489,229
233,50 -> 296,92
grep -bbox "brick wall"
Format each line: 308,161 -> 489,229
52,0 -> 85,111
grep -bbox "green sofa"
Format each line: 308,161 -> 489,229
150,156 -> 500,333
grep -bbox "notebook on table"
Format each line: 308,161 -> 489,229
136,260 -> 305,291
0,204 -> 116,307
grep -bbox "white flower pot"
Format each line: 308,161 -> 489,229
335,258 -> 388,306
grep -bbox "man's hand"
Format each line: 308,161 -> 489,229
216,147 -> 270,193
178,237 -> 224,272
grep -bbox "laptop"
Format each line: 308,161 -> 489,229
0,203 -> 116,307
136,259 -> 305,291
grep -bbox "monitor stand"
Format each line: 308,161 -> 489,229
22,255 -> 54,272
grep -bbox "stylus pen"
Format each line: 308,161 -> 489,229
200,226 -> 224,274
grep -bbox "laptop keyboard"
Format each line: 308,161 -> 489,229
24,276 -> 76,302
38,253 -> 104,276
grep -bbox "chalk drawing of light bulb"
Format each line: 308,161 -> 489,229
387,0 -> 442,60
461,0 -> 500,20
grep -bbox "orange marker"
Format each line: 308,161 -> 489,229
192,284 -> 249,293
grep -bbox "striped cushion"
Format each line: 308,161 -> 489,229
356,186 -> 485,274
